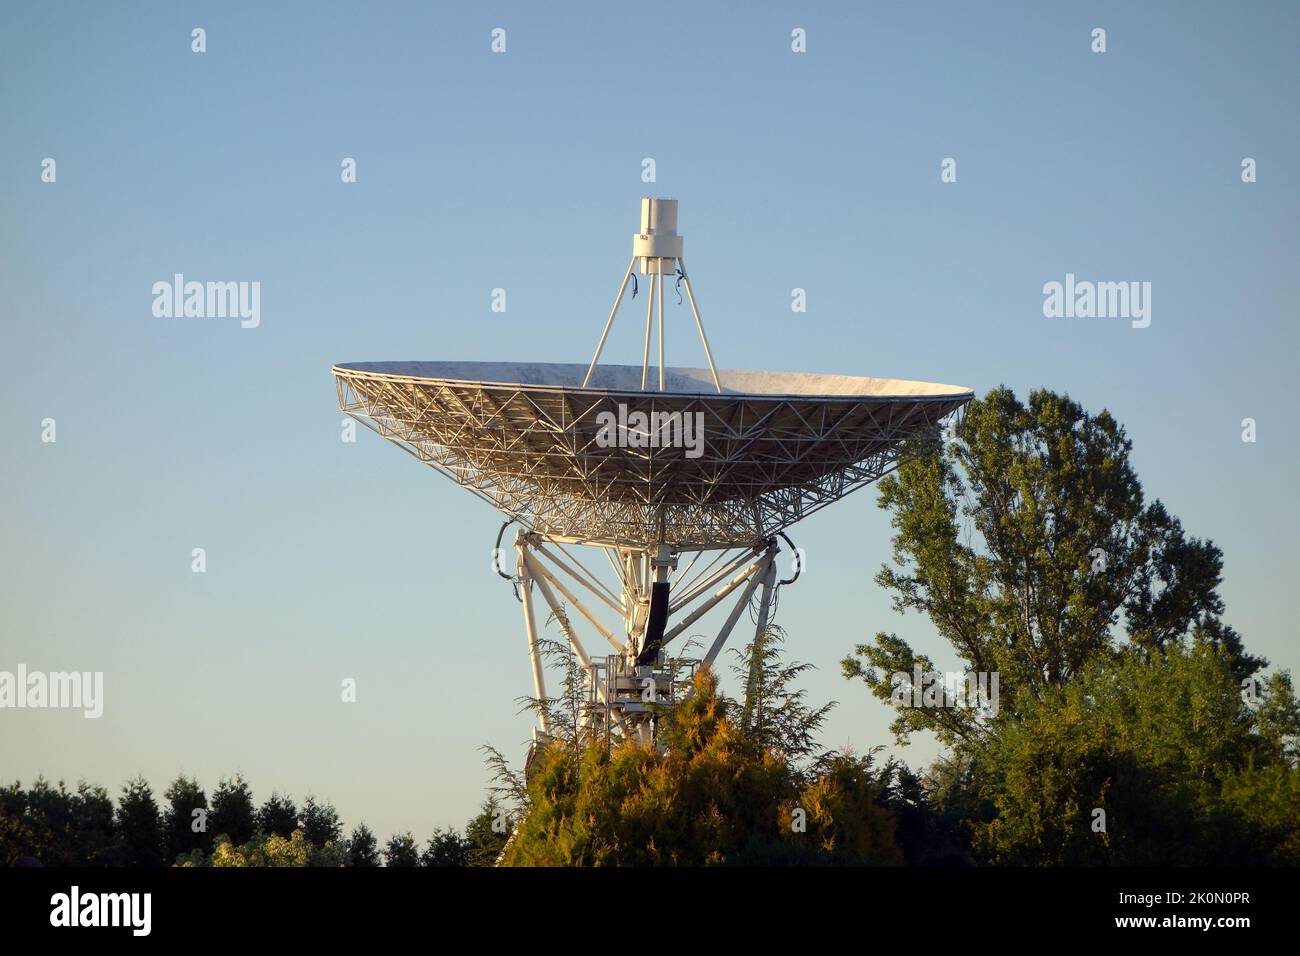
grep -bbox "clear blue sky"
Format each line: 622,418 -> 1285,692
2,1 -> 1297,844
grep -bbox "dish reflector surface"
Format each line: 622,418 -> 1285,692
334,361 -> 972,548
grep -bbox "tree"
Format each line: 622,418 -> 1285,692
1253,670 -> 1300,763
0,782 -> 37,865
115,776 -> 164,866
795,754 -> 905,864
300,795 -> 343,848
843,386 -> 1255,745
71,782 -> 118,866
209,830 -> 313,867
869,759 -> 975,866
421,827 -> 470,866
384,831 -> 420,867
308,837 -> 350,867
0,779 -> 119,866
729,625 -> 835,774
210,774 -> 256,846
1191,615 -> 1266,686
0,772 -> 361,868
348,823 -> 380,867
257,792 -> 299,839
258,831 -> 312,866
21,778 -> 77,866
178,829 -> 349,868
975,642 -> 1300,865
464,799 -> 510,867
1218,762 -> 1300,865
163,775 -> 210,861
841,386 -> 1295,864
502,668 -> 900,866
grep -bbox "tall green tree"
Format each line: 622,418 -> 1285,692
843,386 -> 1258,746
0,782 -> 36,865
842,386 -> 1295,865
115,775 -> 164,866
210,774 -> 256,846
384,831 -> 420,867
464,798 -> 510,867
300,795 -> 343,848
421,827 -> 470,866
257,792 -> 299,839
71,782 -> 118,866
348,823 -> 380,867
729,625 -> 835,774
163,775 -> 210,861
21,778 -> 77,866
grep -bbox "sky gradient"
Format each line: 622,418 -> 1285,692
2,1 -> 1298,843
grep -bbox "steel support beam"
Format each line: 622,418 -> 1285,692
524,552 -> 623,652
516,538 -> 550,733
677,258 -> 721,393
582,254 -> 637,388
704,549 -> 774,665
662,555 -> 766,647
745,559 -> 779,702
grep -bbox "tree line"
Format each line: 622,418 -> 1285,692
0,775 -> 508,867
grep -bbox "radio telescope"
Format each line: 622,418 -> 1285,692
334,198 -> 972,750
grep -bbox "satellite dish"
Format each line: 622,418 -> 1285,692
334,198 -> 973,748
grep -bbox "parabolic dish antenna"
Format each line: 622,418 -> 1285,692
334,198 -> 972,748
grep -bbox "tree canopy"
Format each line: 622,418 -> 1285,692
843,386 -> 1299,864
500,666 -> 900,866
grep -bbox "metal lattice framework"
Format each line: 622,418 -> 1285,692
334,362 -> 971,549
333,197 -> 974,749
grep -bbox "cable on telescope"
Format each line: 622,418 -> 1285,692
493,519 -> 523,602
776,531 -> 801,587
674,268 -> 685,305
748,579 -> 779,626
746,532 -> 800,626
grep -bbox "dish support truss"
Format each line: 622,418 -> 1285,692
509,528 -> 792,750
334,369 -> 967,549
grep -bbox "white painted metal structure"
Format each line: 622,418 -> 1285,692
333,198 -> 973,748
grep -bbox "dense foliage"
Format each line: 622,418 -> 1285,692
843,386 -> 1300,865
501,666 -> 900,866
0,774 -> 498,867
